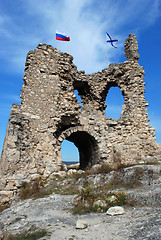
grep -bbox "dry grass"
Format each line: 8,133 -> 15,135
93,163 -> 113,174
2,229 -> 47,240
19,176 -> 79,200
0,202 -> 10,213
72,181 -> 128,215
19,177 -> 50,200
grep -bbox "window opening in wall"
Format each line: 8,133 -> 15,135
74,90 -> 83,111
105,86 -> 124,119
61,139 -> 79,165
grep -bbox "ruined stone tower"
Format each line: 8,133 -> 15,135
0,34 -> 161,201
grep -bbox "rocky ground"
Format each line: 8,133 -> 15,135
0,165 -> 161,239
0,192 -> 161,240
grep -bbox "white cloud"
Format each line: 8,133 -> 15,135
146,0 -> 161,25
0,14 -> 12,38
0,0 -> 161,74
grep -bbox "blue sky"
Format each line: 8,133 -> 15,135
0,0 -> 161,162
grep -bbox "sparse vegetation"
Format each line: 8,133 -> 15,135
92,163 -> 113,174
53,185 -> 79,195
0,202 -> 10,213
72,181 -> 128,214
18,163 -> 145,202
144,160 -> 159,165
19,177 -> 49,199
19,176 -> 79,200
17,162 -> 148,218
73,169 -> 92,180
2,229 -> 48,240
108,171 -> 143,189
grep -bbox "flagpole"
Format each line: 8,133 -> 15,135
107,44 -> 108,67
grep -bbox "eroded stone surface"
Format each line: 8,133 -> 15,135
0,190 -> 161,239
76,220 -> 88,229
106,206 -> 125,216
0,34 -> 161,203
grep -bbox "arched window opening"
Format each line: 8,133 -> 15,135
74,90 -> 83,111
61,139 -> 79,165
105,86 -> 124,119
61,131 -> 99,170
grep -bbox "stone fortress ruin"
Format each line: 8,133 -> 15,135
0,34 -> 161,202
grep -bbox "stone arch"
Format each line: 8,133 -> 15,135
58,126 -> 100,169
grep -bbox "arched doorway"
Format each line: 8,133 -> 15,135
61,139 -> 79,164
60,130 -> 99,170
66,131 -> 99,169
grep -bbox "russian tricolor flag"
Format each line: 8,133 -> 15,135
56,31 -> 70,41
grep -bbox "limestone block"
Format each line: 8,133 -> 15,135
29,168 -> 37,174
0,179 -> 7,190
14,177 -> 24,187
5,182 -> 15,190
0,190 -> 13,198
30,174 -> 41,180
106,206 -> 125,216
0,197 -> 10,203
37,167 -> 45,175
67,169 -> 77,176
76,220 -> 88,229
0,190 -> 13,203
50,171 -> 67,178
92,164 -> 102,173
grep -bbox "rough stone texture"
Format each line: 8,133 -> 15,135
0,191 -> 161,239
106,206 -> 125,216
76,220 -> 88,229
0,34 -> 161,202
124,34 -> 140,61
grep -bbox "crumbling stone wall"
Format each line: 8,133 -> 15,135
0,34 -> 161,202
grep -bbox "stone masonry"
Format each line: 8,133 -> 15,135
0,34 -> 161,203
